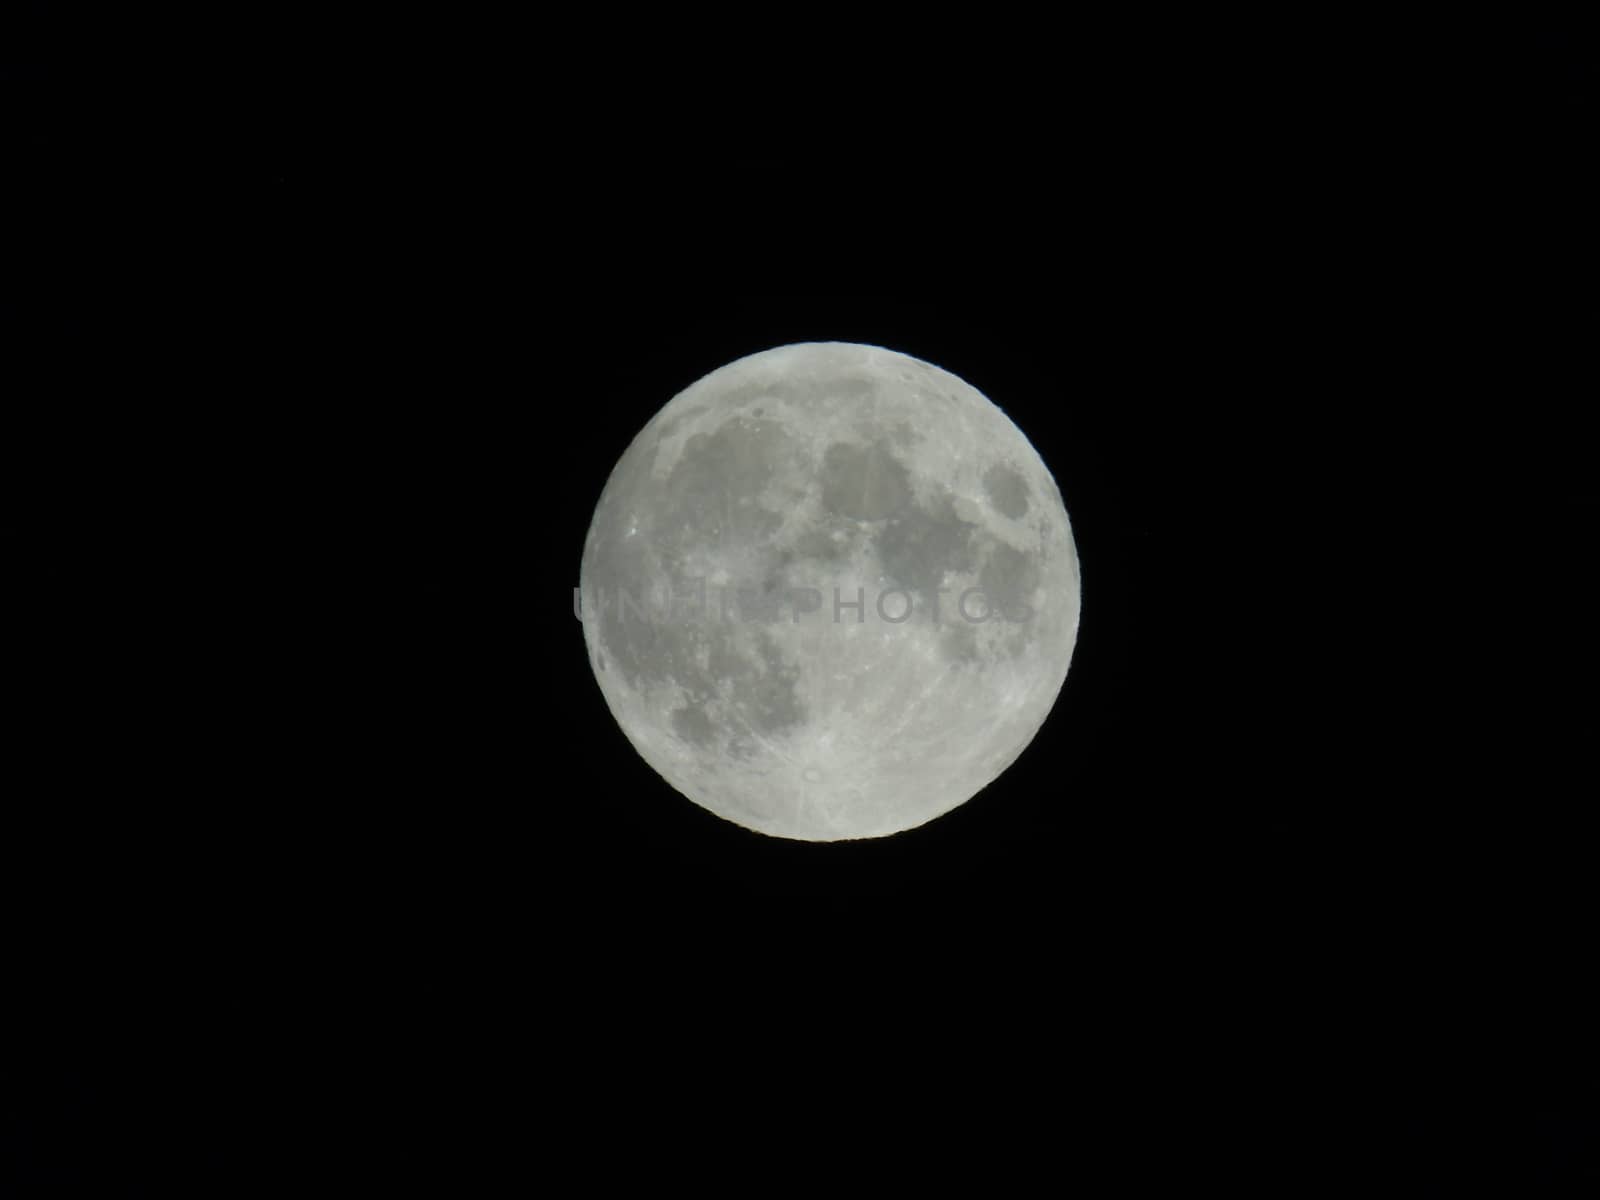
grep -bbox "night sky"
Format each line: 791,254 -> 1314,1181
6,13 -> 1594,1193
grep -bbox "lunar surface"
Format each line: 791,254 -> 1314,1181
579,342 -> 1081,841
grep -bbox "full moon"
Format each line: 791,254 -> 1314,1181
579,342 -> 1081,841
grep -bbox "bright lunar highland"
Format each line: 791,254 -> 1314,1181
579,342 -> 1081,841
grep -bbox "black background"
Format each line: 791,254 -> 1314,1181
6,11 -> 1596,1193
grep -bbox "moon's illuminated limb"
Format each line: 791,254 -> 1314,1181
580,342 -> 1081,841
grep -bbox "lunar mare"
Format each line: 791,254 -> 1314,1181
580,342 -> 1081,841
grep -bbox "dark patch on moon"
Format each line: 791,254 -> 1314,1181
876,490 -> 978,598
672,704 -> 716,747
982,464 -> 1030,519
703,630 -> 807,737
657,416 -> 791,553
734,579 -> 787,624
729,631 -> 807,735
820,440 -> 914,521
887,421 -> 919,447
978,542 -> 1041,621
940,621 -> 980,664
594,583 -> 674,690
790,520 -> 856,563
829,377 -> 878,401
594,590 -> 808,745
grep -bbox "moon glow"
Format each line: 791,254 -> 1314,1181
580,343 -> 1081,841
